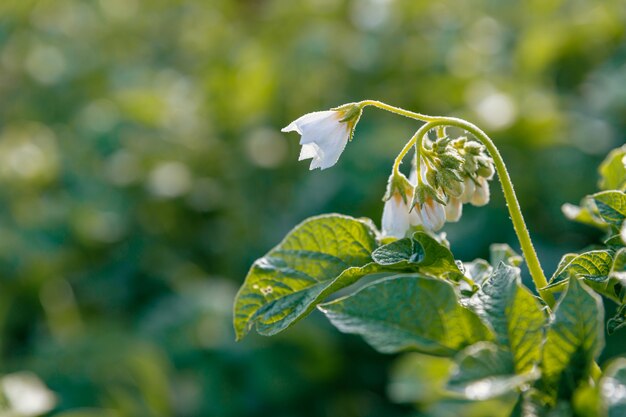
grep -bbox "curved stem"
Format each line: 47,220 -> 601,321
359,100 -> 437,123
362,100 -> 553,306
392,121 -> 432,176
423,117 -> 555,308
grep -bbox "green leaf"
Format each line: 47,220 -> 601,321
548,250 -> 614,289
469,264 -> 546,374
233,214 -> 380,340
371,232 -> 463,280
387,352 -> 453,404
447,342 -> 538,400
592,191 -> 626,227
561,198 -> 608,231
541,277 -> 604,398
318,274 -> 492,355
610,247 -> 626,286
546,250 -> 623,303
598,144 -> 626,191
607,303 -> 626,335
600,358 -> 626,417
462,259 -> 492,287
489,244 -> 523,268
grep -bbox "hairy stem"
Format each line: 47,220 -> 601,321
427,117 -> 555,308
359,100 -> 436,123
364,101 -> 553,306
376,104 -> 554,307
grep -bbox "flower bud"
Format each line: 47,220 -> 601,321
476,156 -> 495,179
470,176 -> 490,206
464,142 -> 483,155
460,177 -> 476,203
443,175 -> 465,198
445,197 -> 463,222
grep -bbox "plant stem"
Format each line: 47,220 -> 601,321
365,101 -> 554,307
428,117 -> 555,308
359,100 -> 436,123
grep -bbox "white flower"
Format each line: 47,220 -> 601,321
445,196 -> 463,222
382,193 -> 412,238
470,176 -> 490,206
282,108 -> 358,170
419,197 -> 446,231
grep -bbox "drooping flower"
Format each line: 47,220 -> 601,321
282,105 -> 361,170
381,172 -> 420,238
382,193 -> 412,238
418,197 -> 446,231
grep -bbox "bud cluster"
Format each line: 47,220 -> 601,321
382,134 -> 496,238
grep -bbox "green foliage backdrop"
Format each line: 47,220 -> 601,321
0,0 -> 624,416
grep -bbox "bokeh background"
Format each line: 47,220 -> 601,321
0,0 -> 625,416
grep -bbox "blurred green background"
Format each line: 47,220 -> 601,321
0,0 -> 624,416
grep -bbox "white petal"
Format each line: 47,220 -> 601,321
460,177 -> 476,203
445,197 -> 463,222
282,110 -> 337,135
470,177 -> 490,206
408,203 -> 422,226
299,143 -> 320,161
309,156 -> 324,170
294,111 -> 342,144
420,199 -> 446,231
382,195 -> 411,238
281,121 -> 301,134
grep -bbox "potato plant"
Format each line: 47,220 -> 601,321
234,101 -> 626,417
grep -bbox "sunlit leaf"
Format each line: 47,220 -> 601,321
233,214 -> 380,340
318,275 -> 492,355
547,250 -> 614,290
561,198 -> 608,231
541,277 -> 604,398
592,191 -> 626,227
470,264 -> 546,374
599,144 -> 626,191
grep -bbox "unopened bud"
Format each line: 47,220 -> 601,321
445,197 -> 463,222
470,177 -> 490,206
476,160 -> 495,179
460,177 -> 476,203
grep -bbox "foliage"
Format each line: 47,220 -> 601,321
0,0 -> 625,416
235,132 -> 626,416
